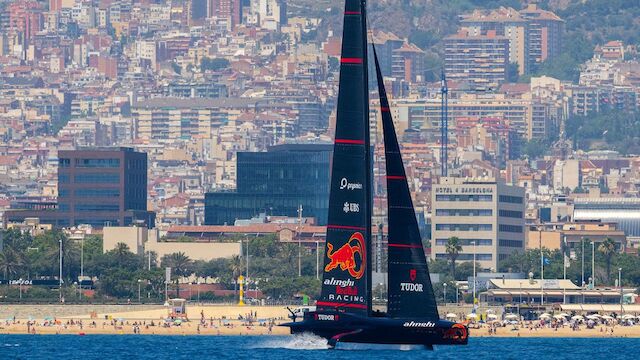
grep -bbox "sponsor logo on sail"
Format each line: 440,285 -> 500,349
323,277 -> 355,288
409,269 -> 417,282
403,321 -> 436,328
400,268 -> 423,292
324,232 -> 366,280
340,178 -> 363,190
400,283 -> 424,292
343,202 -> 360,213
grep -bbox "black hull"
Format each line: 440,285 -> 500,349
281,311 -> 468,347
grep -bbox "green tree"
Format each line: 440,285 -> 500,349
0,247 -> 25,279
229,255 -> 242,294
161,252 -> 192,298
445,237 -> 462,279
598,238 -> 617,284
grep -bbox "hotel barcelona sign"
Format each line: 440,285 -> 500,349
435,187 -> 493,194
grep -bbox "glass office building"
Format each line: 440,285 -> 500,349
205,143 -> 332,225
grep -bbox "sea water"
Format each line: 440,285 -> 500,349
0,335 -> 633,360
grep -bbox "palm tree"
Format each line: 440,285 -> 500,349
229,255 -> 242,294
598,238 -> 617,284
163,252 -> 192,298
445,237 -> 462,279
0,247 -> 24,279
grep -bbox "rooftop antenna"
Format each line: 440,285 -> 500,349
440,69 -> 448,177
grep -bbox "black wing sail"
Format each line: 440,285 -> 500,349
373,47 -> 439,319
317,0 -> 371,315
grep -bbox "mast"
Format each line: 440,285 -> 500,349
373,46 -> 439,320
361,0 -> 372,317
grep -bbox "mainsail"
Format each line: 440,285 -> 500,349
317,0 -> 371,315
373,47 -> 439,319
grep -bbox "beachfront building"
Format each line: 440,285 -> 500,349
482,278 -> 637,305
431,177 -> 526,270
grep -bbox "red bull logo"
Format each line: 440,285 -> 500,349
444,323 -> 468,342
324,232 -> 366,279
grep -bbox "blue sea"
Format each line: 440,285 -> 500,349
0,335 -> 632,360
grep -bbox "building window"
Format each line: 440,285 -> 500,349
75,173 -> 120,183
75,158 -> 121,168
436,194 -> 493,202
59,174 -> 70,183
75,189 -> 120,197
436,209 -> 492,216
499,224 -> 523,233
499,195 -> 523,204
499,239 -> 523,247
58,158 -> 70,167
435,238 -> 492,246
498,209 -> 523,218
436,253 -> 492,261
75,204 -> 120,211
435,224 -> 492,231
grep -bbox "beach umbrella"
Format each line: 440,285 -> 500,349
558,313 -> 570,318
601,315 -> 614,321
621,314 -> 635,320
487,313 -> 498,319
586,315 -> 600,320
571,315 -> 584,321
446,313 -> 457,319
466,313 -> 478,319
505,314 -> 519,320
486,309 -> 495,314
44,316 -> 54,321
539,313 -> 551,319
174,319 -> 182,325
553,314 -> 566,320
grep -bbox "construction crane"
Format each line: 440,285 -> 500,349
440,69 -> 448,177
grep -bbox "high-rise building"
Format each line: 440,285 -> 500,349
8,0 -> 43,42
519,4 -> 564,71
208,0 -> 242,28
391,43 -> 426,83
444,30 -> 509,90
205,143 -> 331,225
460,7 -> 529,75
55,148 -> 153,228
4,148 -> 154,228
431,177 -> 525,270
459,5 -> 564,75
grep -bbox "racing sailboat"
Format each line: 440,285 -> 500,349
281,0 -> 468,348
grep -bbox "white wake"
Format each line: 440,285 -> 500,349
253,333 -> 330,350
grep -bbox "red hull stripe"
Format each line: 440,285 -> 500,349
380,107 -> 390,112
344,11 -> 361,15
327,224 -> 366,231
340,57 -> 363,64
388,243 -> 423,249
317,301 -> 368,309
335,139 -> 365,145
386,175 -> 406,180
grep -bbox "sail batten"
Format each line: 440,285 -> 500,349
373,46 -> 439,320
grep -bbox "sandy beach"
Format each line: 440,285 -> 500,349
0,305 -> 291,336
471,323 -> 640,338
1,304 -> 640,338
